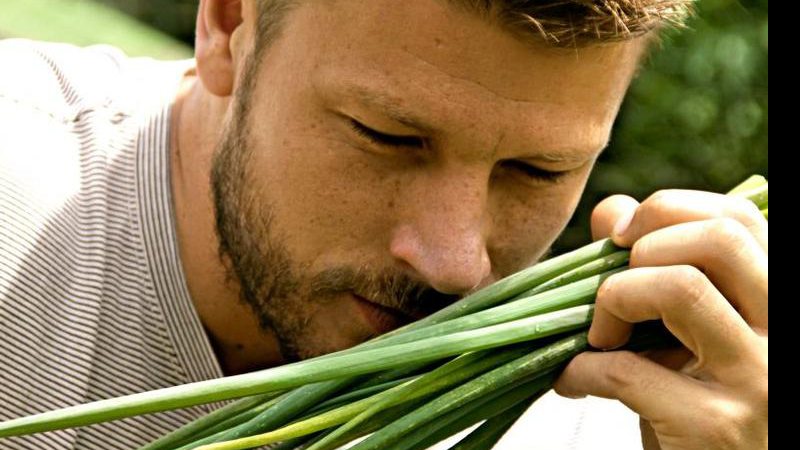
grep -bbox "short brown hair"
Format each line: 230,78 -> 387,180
254,0 -> 693,52
458,0 -> 693,45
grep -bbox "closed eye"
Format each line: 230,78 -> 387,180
500,160 -> 569,183
348,119 -> 424,148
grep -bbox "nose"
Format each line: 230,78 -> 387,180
389,171 -> 492,295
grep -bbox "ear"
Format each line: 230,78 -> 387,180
195,0 -> 245,97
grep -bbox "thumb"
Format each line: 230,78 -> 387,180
590,194 -> 639,242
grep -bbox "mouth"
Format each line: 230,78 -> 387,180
352,294 -> 416,335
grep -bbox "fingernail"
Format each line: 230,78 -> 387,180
613,210 -> 635,238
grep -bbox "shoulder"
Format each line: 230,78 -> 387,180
0,40 -> 128,218
0,38 -> 194,120
0,39 -> 192,210
0,38 -> 131,119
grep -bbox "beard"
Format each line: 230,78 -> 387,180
209,54 -> 456,361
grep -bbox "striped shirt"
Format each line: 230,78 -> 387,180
0,39 -> 643,450
0,39 -> 222,449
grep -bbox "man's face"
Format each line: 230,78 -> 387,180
213,0 -> 646,360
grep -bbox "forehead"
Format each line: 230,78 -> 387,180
258,0 -> 647,156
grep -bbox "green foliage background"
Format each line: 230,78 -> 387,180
2,0 -> 768,253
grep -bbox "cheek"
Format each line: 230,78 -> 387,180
245,128 -> 398,262
487,177 -> 589,273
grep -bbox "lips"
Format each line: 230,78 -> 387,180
352,294 -> 412,335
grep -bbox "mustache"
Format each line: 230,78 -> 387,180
309,266 -> 460,318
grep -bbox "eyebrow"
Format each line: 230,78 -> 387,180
525,146 -> 606,164
341,84 -> 437,134
338,83 -> 607,164
522,131 -> 611,164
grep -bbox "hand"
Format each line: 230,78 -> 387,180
553,190 -> 768,450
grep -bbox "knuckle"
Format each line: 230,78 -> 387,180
711,215 -> 750,234
668,264 -> 707,293
728,195 -> 763,222
703,218 -> 752,260
700,398 -> 759,449
641,189 -> 673,213
662,265 -> 710,311
568,351 -> 592,369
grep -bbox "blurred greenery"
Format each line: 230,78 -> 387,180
89,0 -> 199,46
0,0 -> 193,59
1,0 -> 767,253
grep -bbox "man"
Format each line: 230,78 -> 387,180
0,0 -> 767,449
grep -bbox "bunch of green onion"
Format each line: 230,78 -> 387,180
0,176 -> 768,450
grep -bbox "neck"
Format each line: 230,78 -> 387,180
170,71 -> 285,375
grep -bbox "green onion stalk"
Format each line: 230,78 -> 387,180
0,176 -> 768,450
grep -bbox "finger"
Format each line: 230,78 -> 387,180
590,194 -> 640,241
553,350 -> 706,426
630,218 -> 768,328
555,350 -> 767,449
612,190 -> 768,253
590,266 -> 760,377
